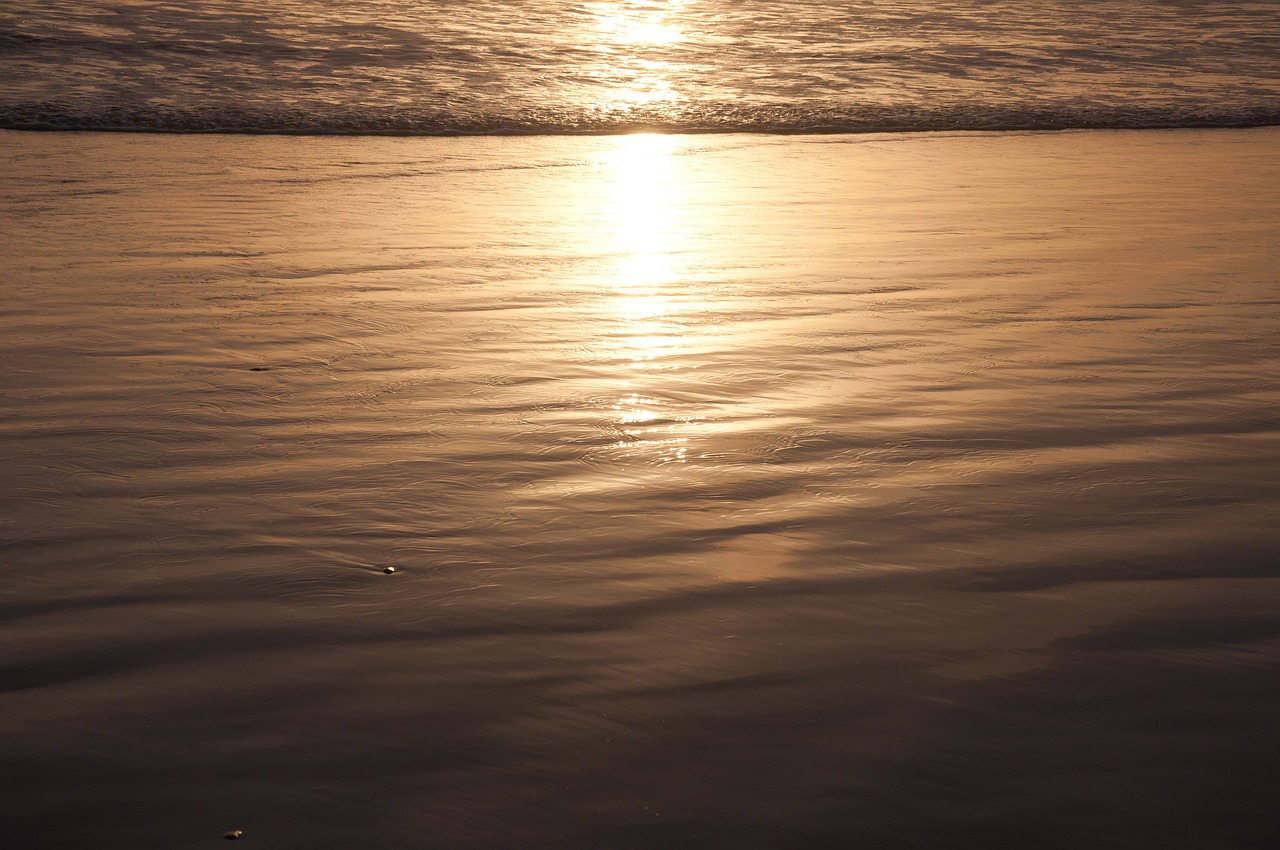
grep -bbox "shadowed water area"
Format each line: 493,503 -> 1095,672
1,128 -> 1279,848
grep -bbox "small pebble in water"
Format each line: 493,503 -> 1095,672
382,566 -> 398,574
223,829 -> 243,840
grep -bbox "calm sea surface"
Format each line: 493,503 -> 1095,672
2,1 -> 1280,847
1,126 -> 1279,847
1,0 -> 1278,133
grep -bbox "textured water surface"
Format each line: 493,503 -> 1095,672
1,128 -> 1279,848
2,0 -> 1279,133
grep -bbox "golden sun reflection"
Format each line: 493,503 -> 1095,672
603,133 -> 684,357
587,1 -> 688,107
598,17 -> 685,46
594,0 -> 688,46
606,133 -> 680,277
599,133 -> 704,461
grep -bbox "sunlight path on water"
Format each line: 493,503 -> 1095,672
4,0 -> 1278,132
0,128 -> 1278,849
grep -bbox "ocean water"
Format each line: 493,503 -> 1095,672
2,126 -> 1279,848
3,1 -> 1280,847
1,0 -> 1279,134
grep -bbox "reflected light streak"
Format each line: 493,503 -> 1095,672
598,18 -> 685,46
606,133 -> 680,280
598,133 -> 704,460
594,0 -> 688,46
604,133 -> 684,364
587,1 -> 688,107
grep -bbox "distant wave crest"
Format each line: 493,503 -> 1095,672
5,101 -> 1280,136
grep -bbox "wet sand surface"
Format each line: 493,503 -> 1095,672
1,128 -> 1278,849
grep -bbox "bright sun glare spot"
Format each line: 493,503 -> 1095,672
615,294 -> 674,320
596,132 -> 707,459
608,133 -> 679,266
595,1 -> 687,46
589,2 -> 687,107
599,19 -> 684,46
606,134 -> 684,357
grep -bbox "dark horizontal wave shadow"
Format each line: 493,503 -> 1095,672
4,555 -> 1278,849
954,539 -> 1280,592
10,602 -> 1275,850
1053,611 -> 1280,653
780,658 -> 1280,849
4,101 -> 1280,136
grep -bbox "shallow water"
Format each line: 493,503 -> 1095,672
1,128 -> 1279,848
